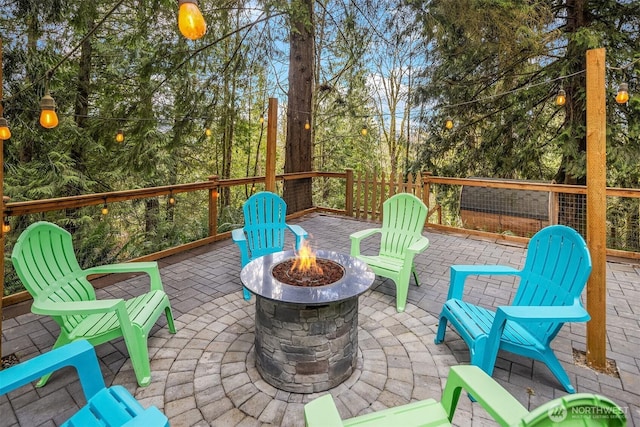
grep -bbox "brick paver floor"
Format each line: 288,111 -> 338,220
2,214 -> 639,426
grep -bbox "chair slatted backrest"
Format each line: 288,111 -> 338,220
380,193 -> 428,260
243,192 -> 289,259
11,222 -> 96,333
513,225 -> 592,344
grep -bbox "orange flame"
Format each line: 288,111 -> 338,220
291,240 -> 323,275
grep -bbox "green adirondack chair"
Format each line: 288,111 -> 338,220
350,193 -> 429,312
11,221 -> 176,387
304,365 -> 626,427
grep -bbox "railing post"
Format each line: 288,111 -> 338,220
265,98 -> 277,193
345,168 -> 354,217
585,47 -> 607,369
208,175 -> 219,238
421,172 -> 432,209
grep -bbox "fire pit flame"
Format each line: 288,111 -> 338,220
290,239 -> 323,275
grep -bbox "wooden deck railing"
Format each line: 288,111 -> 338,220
3,170 -> 640,309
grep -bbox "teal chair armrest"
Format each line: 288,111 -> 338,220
497,303 -> 590,323
0,340 -> 104,399
232,228 -> 250,267
286,224 -> 308,249
448,265 -> 521,300
304,394 -> 345,427
441,365 -> 529,426
122,406 -> 169,427
32,299 -> 124,317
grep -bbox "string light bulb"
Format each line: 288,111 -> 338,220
616,83 -> 629,104
361,125 -> 368,136
101,202 -> 109,215
115,129 -> 124,143
304,119 -> 310,130
0,117 -> 11,140
168,192 -> 176,205
445,119 -> 454,130
556,89 -> 566,106
39,92 -> 59,129
205,127 -> 212,136
2,219 -> 10,234
178,0 -> 207,40
259,114 -> 264,124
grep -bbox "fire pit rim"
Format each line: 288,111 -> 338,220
240,249 -> 375,305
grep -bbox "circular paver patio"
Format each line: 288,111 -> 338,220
124,290 -> 464,427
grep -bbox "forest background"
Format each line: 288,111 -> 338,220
0,0 -> 639,294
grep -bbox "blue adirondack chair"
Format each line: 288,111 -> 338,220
0,340 -> 168,426
232,192 -> 308,300
435,225 -> 592,393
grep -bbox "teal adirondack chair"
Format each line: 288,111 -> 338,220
435,225 -> 592,393
304,365 -> 625,427
232,192 -> 308,300
350,193 -> 429,312
0,340 -> 169,426
11,221 -> 176,388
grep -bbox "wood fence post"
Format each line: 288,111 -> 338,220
0,38 -> 5,364
208,175 -> 219,238
345,168 -> 354,217
585,47 -> 607,369
265,98 -> 277,193
421,172 -> 431,209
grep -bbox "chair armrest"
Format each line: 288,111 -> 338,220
32,299 -> 124,317
448,265 -> 521,300
122,406 -> 169,427
231,227 -> 247,243
0,340 -> 105,399
83,262 -> 164,292
440,365 -> 529,426
407,236 -> 430,254
304,394 -> 344,427
497,303 -> 590,323
286,224 -> 308,250
232,228 -> 251,267
349,228 -> 381,257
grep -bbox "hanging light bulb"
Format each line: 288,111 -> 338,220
616,83 -> 629,104
304,119 -> 310,130
361,124 -> 368,136
168,192 -> 176,205
115,129 -> 124,143
556,89 -> 566,106
178,0 -> 207,40
0,117 -> 11,140
101,202 -> 109,215
39,92 -> 59,129
445,119 -> 454,130
259,114 -> 264,124
2,218 -> 10,234
205,127 -> 212,136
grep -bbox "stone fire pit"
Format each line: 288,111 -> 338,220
240,249 -> 375,393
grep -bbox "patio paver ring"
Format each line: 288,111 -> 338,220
135,290 -> 448,426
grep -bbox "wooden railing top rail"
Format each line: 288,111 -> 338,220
425,176 -> 640,198
3,171 -> 351,217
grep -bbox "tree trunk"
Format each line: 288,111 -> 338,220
283,0 -> 314,213
555,0 -> 589,231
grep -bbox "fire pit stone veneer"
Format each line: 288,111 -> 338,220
240,250 -> 375,393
